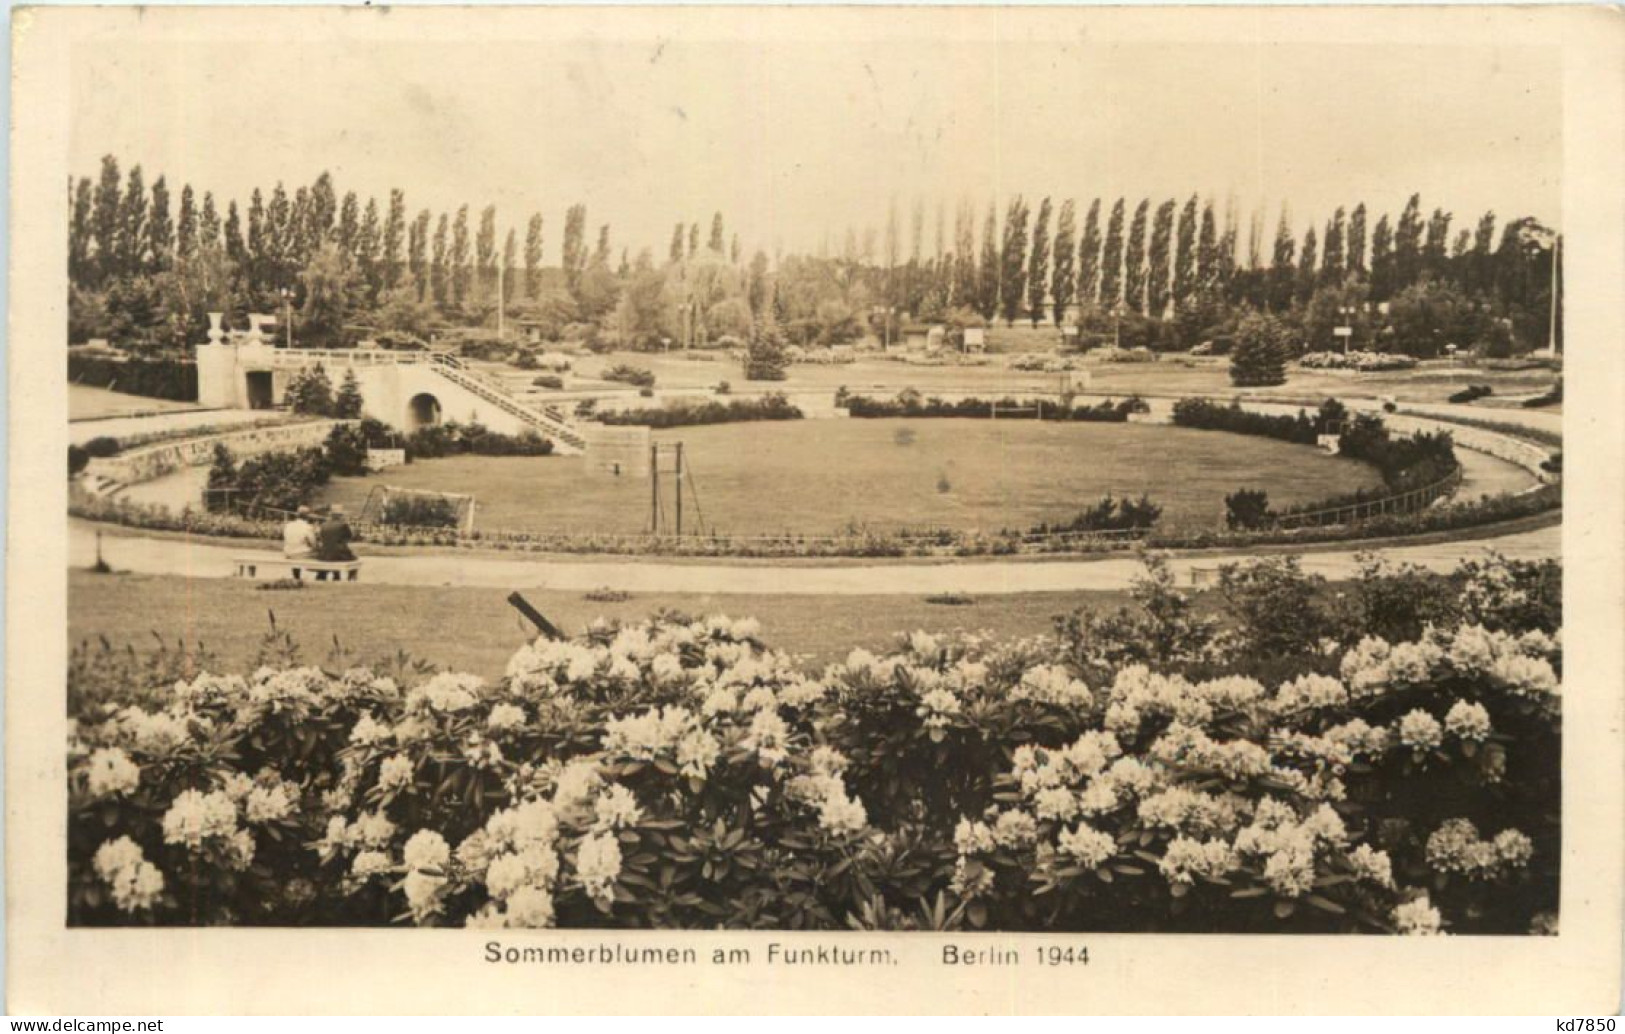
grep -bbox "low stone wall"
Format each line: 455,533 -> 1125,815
86,419 -> 346,487
1386,415 -> 1556,487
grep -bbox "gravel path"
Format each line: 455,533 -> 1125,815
70,519 -> 1559,596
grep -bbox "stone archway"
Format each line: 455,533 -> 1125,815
407,392 -> 442,430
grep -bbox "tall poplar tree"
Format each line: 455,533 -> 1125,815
1050,199 -> 1077,325
1348,203 -> 1368,276
1269,209 -> 1297,311
68,177 -> 94,286
1197,200 -> 1218,285
999,196 -> 1030,324
1296,226 -> 1319,304
430,214 -> 450,307
175,184 -> 197,263
976,202 -> 1000,321
1123,199 -> 1150,314
91,155 -> 122,285
1322,206 -> 1346,284
525,214 -> 545,298
146,176 -> 173,273
1173,194 -> 1198,307
383,189 -> 406,289
562,204 -> 588,297
1370,214 -> 1395,300
1077,199 -> 1102,308
1025,197 -> 1051,325
1147,199 -> 1175,318
1099,198 -> 1126,308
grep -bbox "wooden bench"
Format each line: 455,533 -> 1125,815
234,555 -> 362,582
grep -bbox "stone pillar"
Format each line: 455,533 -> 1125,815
195,313 -> 240,409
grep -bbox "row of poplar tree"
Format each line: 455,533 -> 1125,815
67,153 -> 1558,356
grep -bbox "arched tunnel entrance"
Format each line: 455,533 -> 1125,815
407,393 -> 442,430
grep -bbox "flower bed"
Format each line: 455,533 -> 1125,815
1298,351 -> 1419,372
843,392 -> 1144,423
68,556 -> 1560,932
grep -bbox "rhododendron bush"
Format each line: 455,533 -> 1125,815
69,556 -> 1560,935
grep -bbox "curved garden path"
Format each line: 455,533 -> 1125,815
71,518 -> 1559,596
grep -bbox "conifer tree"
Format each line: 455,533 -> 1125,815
1147,199 -> 1175,317
1025,197 -> 1051,325
1099,198 -> 1126,308
1050,199 -> 1077,325
1123,199 -> 1150,314
1077,199 -> 1103,308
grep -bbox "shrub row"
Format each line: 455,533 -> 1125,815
1447,385 -> 1493,404
594,393 -> 804,428
843,392 -> 1146,423
600,364 -> 656,389
69,356 -> 199,402
403,421 -> 555,460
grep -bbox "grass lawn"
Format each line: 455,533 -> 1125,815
69,384 -> 201,420
68,570 -> 1145,679
312,419 -> 1383,538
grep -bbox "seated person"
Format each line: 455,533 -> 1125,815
282,506 -> 318,559
317,504 -> 356,563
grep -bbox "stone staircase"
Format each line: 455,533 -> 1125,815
425,354 -> 588,454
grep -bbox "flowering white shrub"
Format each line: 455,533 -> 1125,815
67,556 -> 1560,934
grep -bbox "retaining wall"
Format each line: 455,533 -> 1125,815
85,420 -> 347,486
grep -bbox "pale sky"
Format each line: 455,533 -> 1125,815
69,19 -> 1561,263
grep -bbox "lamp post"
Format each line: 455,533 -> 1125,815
278,287 -> 294,349
1336,305 -> 1355,355
1113,302 -> 1126,350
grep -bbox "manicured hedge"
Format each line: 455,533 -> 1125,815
595,394 -> 803,428
69,356 -> 199,402
844,393 -> 1145,423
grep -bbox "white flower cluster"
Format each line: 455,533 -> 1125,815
1011,664 -> 1092,709
1271,674 -> 1348,717
349,713 -> 393,747
1392,895 -> 1445,935
1137,787 -> 1249,838
575,831 -> 623,907
601,706 -> 722,779
506,638 -> 603,696
1104,666 -> 1267,734
160,789 -> 255,869
1148,723 -> 1275,782
246,665 -> 332,711
92,836 -> 164,912
1056,822 -> 1117,869
461,798 -> 563,929
172,671 -> 249,710
786,748 -> 868,837
1232,799 -> 1347,898
1339,637 -> 1443,697
241,777 -> 299,825
85,747 -> 141,798
1159,836 -> 1237,885
1425,818 -> 1534,880
405,672 -> 483,714
378,754 -> 416,794
402,829 -> 451,920
916,687 -> 963,731
116,707 -> 193,753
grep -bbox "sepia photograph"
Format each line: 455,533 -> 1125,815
9,2 -> 1625,1016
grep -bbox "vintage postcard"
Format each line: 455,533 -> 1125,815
7,3 -> 1623,1015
